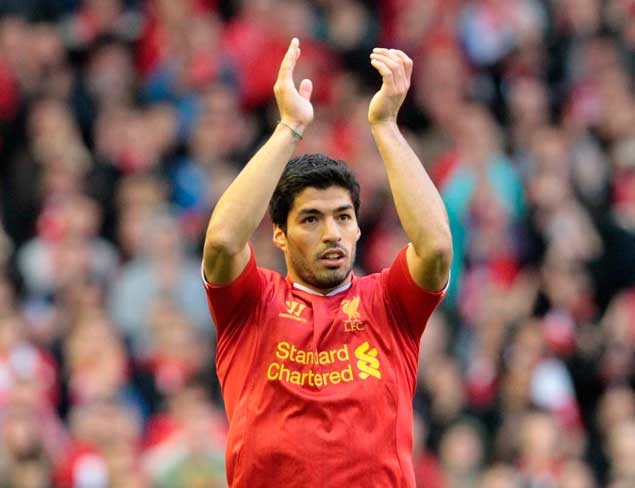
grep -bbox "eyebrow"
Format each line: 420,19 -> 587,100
297,205 -> 354,216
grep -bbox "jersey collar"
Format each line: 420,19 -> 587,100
291,280 -> 353,296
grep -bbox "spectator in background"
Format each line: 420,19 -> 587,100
142,382 -> 226,487
438,419 -> 485,488
477,464 -> 523,488
0,408 -> 53,488
17,193 -> 118,300
55,400 -> 145,488
109,208 -> 211,354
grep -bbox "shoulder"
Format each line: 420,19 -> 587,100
354,271 -> 383,288
351,272 -> 388,304
260,267 -> 290,295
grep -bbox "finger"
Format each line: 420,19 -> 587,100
370,53 -> 406,83
277,37 -> 300,82
373,48 -> 412,81
371,52 -> 401,71
391,49 -> 413,80
370,58 -> 392,79
299,78 -> 313,101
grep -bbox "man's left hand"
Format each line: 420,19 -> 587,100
368,48 -> 413,126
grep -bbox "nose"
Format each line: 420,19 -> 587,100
322,217 -> 342,243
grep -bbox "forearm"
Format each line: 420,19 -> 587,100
205,123 -> 301,254
371,121 -> 451,255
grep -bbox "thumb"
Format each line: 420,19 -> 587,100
299,79 -> 313,100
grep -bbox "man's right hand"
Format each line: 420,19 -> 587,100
274,38 -> 314,136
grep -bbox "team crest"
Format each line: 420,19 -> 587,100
342,296 -> 364,332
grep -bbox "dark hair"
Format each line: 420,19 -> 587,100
269,153 -> 361,232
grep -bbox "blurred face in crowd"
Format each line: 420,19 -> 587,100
508,77 -> 549,130
421,356 -> 465,421
477,465 -> 520,488
560,0 -> 601,34
87,41 -> 134,106
65,317 -> 128,402
415,46 -> 466,128
439,421 -> 484,475
608,420 -> 635,482
456,104 -> 501,166
274,186 -> 361,293
2,409 -> 42,457
558,460 -> 596,488
519,412 -> 559,465
598,387 -> 635,437
9,459 -> 50,488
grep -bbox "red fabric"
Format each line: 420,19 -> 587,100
0,59 -> 19,122
378,0 -> 460,49
488,254 -> 520,288
328,119 -> 357,162
137,0 -> 218,75
142,355 -> 197,394
466,357 -> 498,409
221,21 -> 285,108
136,13 -> 164,76
143,413 -> 179,450
222,23 -> 336,109
554,399 -> 582,432
613,170 -> 635,206
413,452 -> 445,488
542,312 -> 576,356
54,443 -> 104,488
204,246 -> 445,487
430,150 -> 460,188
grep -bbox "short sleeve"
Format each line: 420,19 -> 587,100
382,246 -> 447,339
202,245 -> 262,336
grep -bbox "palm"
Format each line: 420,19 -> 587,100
278,85 -> 313,125
274,39 -> 314,129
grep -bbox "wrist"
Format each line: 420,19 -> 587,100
369,119 -> 399,131
279,119 -> 307,137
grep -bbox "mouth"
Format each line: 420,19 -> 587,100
318,248 -> 346,268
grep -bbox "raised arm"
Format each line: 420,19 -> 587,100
203,38 -> 314,284
368,48 -> 452,291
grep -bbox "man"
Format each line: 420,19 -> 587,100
203,38 -> 452,487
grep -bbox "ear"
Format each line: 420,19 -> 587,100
273,224 -> 287,252
355,224 -> 361,242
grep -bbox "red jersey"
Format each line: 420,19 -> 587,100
204,246 -> 445,487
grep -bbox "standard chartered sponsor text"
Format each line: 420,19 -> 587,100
267,341 -> 380,387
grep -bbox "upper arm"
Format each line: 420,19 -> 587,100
202,243 -> 262,336
405,242 -> 451,292
383,245 -> 448,338
203,241 -> 251,286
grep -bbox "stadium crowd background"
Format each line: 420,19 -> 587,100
0,0 -> 635,486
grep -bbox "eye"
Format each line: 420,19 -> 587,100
338,214 -> 352,221
302,216 -> 318,224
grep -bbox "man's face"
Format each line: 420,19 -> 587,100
274,186 -> 361,293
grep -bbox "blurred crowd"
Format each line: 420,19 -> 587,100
0,0 -> 635,487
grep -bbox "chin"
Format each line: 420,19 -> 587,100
311,269 -> 351,290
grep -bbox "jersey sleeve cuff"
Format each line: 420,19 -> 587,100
201,243 -> 256,290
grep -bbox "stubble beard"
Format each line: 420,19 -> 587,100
290,248 -> 355,292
